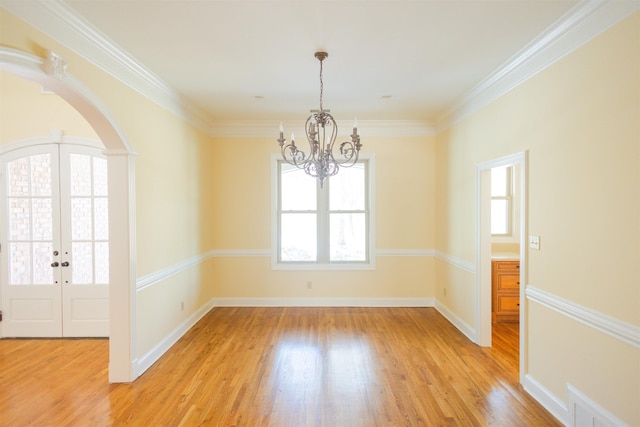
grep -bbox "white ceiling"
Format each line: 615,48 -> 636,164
3,0 -> 637,134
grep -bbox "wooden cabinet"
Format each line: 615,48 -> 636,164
492,260 -> 520,323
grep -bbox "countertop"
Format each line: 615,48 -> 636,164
491,253 -> 520,261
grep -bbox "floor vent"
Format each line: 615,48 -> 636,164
567,384 -> 626,427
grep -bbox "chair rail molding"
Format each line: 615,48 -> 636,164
526,285 -> 640,349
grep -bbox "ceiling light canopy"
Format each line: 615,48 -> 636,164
277,51 -> 362,188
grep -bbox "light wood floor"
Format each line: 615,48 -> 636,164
0,307 -> 560,426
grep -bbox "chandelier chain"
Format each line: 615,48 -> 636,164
319,57 -> 324,112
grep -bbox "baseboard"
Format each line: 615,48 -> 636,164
211,297 -> 435,307
134,297 -> 216,378
523,374 -> 568,425
433,298 -> 476,342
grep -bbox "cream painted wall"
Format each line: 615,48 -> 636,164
1,9 -> 217,359
208,135 -> 436,299
0,71 -> 98,143
436,12 -> 639,424
211,256 -> 434,300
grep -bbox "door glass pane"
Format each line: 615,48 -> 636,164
330,164 -> 365,210
33,242 -> 54,284
71,198 -> 93,240
9,198 -> 31,240
281,213 -> 317,261
330,213 -> 366,261
93,157 -> 108,196
10,242 -> 31,285
70,153 -> 91,196
32,199 -> 53,240
94,198 -> 109,240
281,164 -> 316,211
8,157 -> 30,196
31,154 -> 52,196
95,242 -> 109,284
72,242 -> 93,284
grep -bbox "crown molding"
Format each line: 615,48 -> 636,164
436,0 -> 640,130
2,0 -> 433,138
209,120 -> 435,138
4,0 -> 637,137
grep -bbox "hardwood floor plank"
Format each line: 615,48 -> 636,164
0,308 -> 561,426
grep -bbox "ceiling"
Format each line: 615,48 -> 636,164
3,0 -> 635,133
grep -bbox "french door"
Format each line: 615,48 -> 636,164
1,143 -> 109,337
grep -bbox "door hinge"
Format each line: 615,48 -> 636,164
0,310 -> 3,322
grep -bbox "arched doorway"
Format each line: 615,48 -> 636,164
0,47 -> 136,382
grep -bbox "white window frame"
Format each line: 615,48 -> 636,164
271,153 -> 375,270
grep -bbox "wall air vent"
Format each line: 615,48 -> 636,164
567,384 -> 626,427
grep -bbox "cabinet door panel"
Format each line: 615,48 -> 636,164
497,295 -> 520,312
497,274 -> 520,290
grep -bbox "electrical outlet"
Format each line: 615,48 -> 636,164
180,302 -> 184,311
529,235 -> 540,250
307,281 -> 312,289
444,288 -> 447,297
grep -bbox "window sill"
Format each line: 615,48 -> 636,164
271,261 -> 376,271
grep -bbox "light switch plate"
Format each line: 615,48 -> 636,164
529,235 -> 540,250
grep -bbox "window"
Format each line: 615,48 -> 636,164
491,165 -> 512,235
273,155 -> 374,270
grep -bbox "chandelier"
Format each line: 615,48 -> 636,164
278,51 -> 362,188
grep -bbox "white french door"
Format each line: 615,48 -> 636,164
1,143 -> 109,337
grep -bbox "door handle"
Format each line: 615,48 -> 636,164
61,262 -> 70,267
51,262 -> 59,267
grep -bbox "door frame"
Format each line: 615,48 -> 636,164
0,47 -> 137,382
476,150 -> 527,383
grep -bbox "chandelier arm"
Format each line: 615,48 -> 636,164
335,141 -> 360,167
279,140 -> 308,167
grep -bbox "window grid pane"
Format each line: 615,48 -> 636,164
330,213 -> 366,261
281,164 -> 317,211
330,164 -> 365,211
491,166 -> 509,197
491,199 -> 509,235
280,213 -> 317,261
